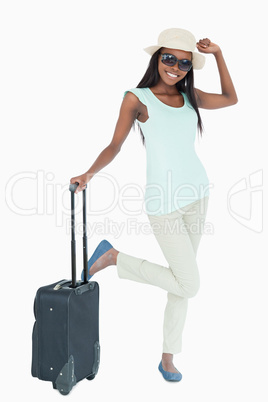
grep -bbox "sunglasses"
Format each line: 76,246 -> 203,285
160,53 -> 192,72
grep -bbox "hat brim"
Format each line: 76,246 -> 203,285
143,45 -> 205,70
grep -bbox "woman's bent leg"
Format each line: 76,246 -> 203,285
117,210 -> 200,299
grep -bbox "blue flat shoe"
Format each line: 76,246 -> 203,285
81,239 -> 113,281
158,361 -> 182,382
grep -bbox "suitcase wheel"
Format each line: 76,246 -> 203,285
59,390 -> 70,396
86,374 -> 95,381
53,383 -> 70,396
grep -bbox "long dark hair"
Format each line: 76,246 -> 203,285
135,48 -> 203,145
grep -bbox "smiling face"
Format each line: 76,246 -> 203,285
158,47 -> 192,86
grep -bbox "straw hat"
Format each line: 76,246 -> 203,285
144,28 -> 205,70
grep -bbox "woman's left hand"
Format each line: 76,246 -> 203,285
196,38 -> 221,55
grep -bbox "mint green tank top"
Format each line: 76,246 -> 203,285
124,87 -> 210,215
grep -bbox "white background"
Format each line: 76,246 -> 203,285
1,0 -> 267,400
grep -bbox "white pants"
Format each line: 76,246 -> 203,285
116,196 -> 209,354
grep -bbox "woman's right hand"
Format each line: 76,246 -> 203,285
70,172 -> 91,194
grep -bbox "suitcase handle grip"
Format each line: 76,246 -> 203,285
69,182 -> 88,288
69,182 -> 87,193
69,182 -> 79,193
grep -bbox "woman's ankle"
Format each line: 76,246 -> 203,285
162,353 -> 173,364
113,249 -> 119,265
161,353 -> 179,373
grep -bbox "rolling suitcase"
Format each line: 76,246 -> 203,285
31,183 -> 100,395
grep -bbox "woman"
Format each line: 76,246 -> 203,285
70,28 -> 238,382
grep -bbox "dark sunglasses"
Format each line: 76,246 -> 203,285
160,53 -> 192,72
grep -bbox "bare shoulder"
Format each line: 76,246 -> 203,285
123,91 -> 142,108
121,90 -> 147,119
117,91 -> 143,123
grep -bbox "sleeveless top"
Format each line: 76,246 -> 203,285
124,87 -> 210,216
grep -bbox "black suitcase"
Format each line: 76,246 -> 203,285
31,183 -> 100,395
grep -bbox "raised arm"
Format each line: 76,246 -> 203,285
70,92 -> 141,193
195,38 -> 238,109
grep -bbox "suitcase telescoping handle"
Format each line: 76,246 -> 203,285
69,182 -> 88,288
